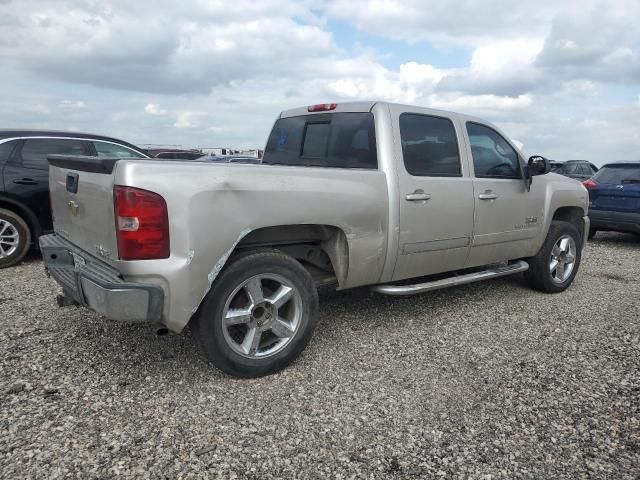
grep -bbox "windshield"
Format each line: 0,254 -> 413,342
593,165 -> 640,184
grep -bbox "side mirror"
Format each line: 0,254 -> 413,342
524,155 -> 551,191
527,155 -> 551,176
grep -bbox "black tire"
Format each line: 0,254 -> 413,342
524,220 -> 582,293
0,208 -> 31,269
588,228 -> 597,240
194,250 -> 319,378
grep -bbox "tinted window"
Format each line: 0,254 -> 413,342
0,140 -> 18,163
550,163 -> 564,173
21,138 -> 87,169
94,141 -> 146,158
399,114 -> 460,177
589,165 -> 598,175
302,123 -> 331,158
563,163 -> 580,175
263,113 -> 377,169
466,123 -> 521,179
579,164 -> 592,175
593,165 -> 640,184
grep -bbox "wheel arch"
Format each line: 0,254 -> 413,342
0,196 -> 42,244
551,206 -> 585,238
233,224 -> 349,289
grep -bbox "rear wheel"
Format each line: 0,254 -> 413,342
0,209 -> 31,269
194,250 -> 319,377
524,220 -> 582,293
588,228 -> 597,240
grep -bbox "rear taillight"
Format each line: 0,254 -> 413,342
308,103 -> 337,112
582,179 -> 598,189
114,186 -> 169,260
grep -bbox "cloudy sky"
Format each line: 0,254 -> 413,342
1,0 -> 638,163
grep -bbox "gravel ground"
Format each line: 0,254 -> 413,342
1,232 -> 639,479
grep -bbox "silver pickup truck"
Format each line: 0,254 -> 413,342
40,102 -> 589,377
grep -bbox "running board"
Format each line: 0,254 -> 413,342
372,260 -> 529,296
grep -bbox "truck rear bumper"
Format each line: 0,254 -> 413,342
39,234 -> 164,323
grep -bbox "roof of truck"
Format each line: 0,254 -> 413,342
279,101 -> 486,124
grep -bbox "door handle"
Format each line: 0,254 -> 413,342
405,192 -> 431,201
13,178 -> 39,185
478,192 -> 498,200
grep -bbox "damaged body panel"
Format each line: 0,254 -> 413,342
41,101 -> 588,337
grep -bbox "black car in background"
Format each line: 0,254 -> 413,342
0,130 -> 149,268
550,160 -> 598,181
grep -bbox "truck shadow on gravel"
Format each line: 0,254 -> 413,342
63,273 -> 533,383
51,233 -> 635,382
589,231 -> 640,246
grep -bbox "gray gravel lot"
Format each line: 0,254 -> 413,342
1,233 -> 639,479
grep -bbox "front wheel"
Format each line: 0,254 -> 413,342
194,250 -> 319,377
524,220 -> 582,293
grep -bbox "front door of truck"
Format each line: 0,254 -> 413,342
463,122 -> 544,266
390,107 -> 475,281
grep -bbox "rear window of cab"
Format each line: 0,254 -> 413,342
262,113 -> 377,169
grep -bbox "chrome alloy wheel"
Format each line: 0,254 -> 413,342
221,273 -> 303,358
0,219 -> 20,259
549,234 -> 577,284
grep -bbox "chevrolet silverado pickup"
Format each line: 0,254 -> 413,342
40,102 -> 590,377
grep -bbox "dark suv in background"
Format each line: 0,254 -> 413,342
0,130 -> 149,268
583,162 -> 640,238
550,160 -> 598,181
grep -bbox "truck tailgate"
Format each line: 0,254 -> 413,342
48,155 -> 119,263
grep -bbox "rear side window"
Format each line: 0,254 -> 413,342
578,164 -> 592,175
0,140 -> 18,163
263,113 -> 377,169
593,165 -> 640,184
399,114 -> 461,177
564,163 -> 580,175
466,123 -> 522,179
20,138 -> 87,169
94,141 -> 146,159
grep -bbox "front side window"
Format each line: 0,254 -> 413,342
466,123 -> 522,179
263,113 -> 377,169
94,141 -> 146,158
20,138 -> 87,169
399,113 -> 461,177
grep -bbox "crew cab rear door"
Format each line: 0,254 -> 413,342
389,105 -> 475,281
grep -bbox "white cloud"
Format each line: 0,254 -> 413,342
428,93 -> 533,112
0,0 -> 637,164
174,111 -> 205,129
59,99 -> 85,109
144,103 -> 167,115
